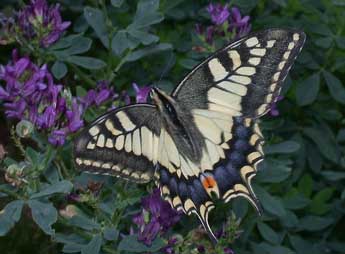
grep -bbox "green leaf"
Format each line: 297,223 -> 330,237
254,242 -> 295,254
323,71 -> 345,104
254,186 -> 286,218
296,73 -> 320,106
309,188 -> 335,215
30,180 -> 73,199
297,174 -> 313,198
303,127 -> 340,163
66,56 -> 106,70
111,30 -> 130,56
68,215 -> 101,231
321,171 -> 345,181
81,234 -> 102,254
272,0 -> 287,7
52,61 -> 68,79
103,227 -> 119,241
179,58 -> 199,69
111,0 -> 124,7
298,216 -> 333,231
0,200 -> 24,236
63,243 -> 84,253
256,158 -> 292,183
125,43 -> 172,62
289,235 -> 313,254
130,0 -> 164,29
127,29 -> 159,45
27,200 -> 57,235
280,210 -> 299,228
84,7 -> 109,48
314,37 -> 333,48
283,194 -> 310,210
118,235 -> 166,252
53,36 -> 92,59
257,222 -> 280,245
335,36 -> 345,49
264,141 -> 300,154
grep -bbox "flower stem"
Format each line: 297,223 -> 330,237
68,63 -> 96,88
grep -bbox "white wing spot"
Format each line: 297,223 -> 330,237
236,66 -> 256,76
115,135 -> 124,150
283,51 -> 291,59
293,33 -> 300,41
105,119 -> 122,136
250,48 -> 266,56
248,57 -> 261,66
217,81 -> 247,96
89,126 -> 100,136
116,111 -> 136,131
125,133 -> 132,152
266,40 -> 276,48
96,134 -> 105,147
229,75 -> 251,85
278,61 -> 286,70
228,50 -> 241,70
87,142 -> 96,150
273,72 -> 280,82
288,42 -> 295,50
245,37 -> 259,47
105,138 -> 114,148
208,58 -> 228,81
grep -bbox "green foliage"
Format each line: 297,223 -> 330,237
0,0 -> 345,254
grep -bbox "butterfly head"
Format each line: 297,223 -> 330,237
150,87 -> 175,110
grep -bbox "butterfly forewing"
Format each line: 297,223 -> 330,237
73,104 -> 161,183
172,29 -> 306,118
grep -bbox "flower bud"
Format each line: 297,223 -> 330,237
16,119 -> 34,138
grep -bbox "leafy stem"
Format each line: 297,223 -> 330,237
67,63 -> 96,88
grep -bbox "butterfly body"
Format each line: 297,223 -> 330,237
73,29 -> 306,243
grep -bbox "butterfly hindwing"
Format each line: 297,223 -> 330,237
157,116 -> 264,243
73,104 -> 161,183
172,29 -> 306,118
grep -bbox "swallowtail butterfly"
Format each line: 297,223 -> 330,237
74,29 -> 305,243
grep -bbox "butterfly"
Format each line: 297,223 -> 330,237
73,28 -> 305,243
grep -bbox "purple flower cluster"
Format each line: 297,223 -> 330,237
207,3 -> 230,25
132,188 -> 181,246
196,3 -> 251,45
132,83 -> 151,103
18,0 -> 70,47
0,52 -> 114,146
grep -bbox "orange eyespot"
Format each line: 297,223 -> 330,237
201,175 -> 217,189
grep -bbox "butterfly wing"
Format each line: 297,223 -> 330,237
73,104 -> 161,183
172,28 -> 306,118
156,29 -> 305,242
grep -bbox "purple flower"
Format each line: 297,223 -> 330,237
132,188 -> 181,246
18,0 -> 71,47
229,7 -> 251,37
224,247 -> 234,254
207,3 -> 230,25
80,80 -> 115,108
197,245 -> 206,253
66,100 -> 84,132
48,129 -> 66,146
161,237 -> 178,254
132,83 -> 151,103
269,96 -> 284,117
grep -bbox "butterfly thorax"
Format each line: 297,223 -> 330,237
150,87 -> 205,163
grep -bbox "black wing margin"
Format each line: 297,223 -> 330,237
73,104 -> 161,183
172,28 -> 306,118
